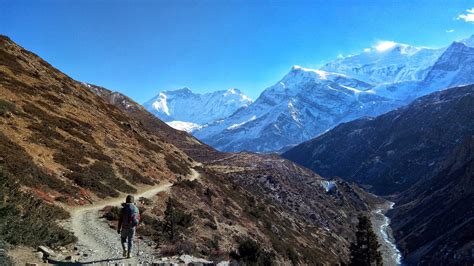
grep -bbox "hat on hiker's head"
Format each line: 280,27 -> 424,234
126,195 -> 134,203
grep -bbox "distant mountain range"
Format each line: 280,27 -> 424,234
148,35 -> 474,152
143,87 -> 252,132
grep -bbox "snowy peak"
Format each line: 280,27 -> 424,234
143,87 -> 252,126
321,41 -> 444,84
422,40 -> 474,89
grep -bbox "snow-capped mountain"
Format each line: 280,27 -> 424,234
194,66 -> 400,152
321,41 -> 445,84
374,37 -> 474,100
141,35 -> 474,152
143,87 -> 252,132
192,35 -> 474,152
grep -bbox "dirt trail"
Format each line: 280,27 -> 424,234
62,167 -> 201,264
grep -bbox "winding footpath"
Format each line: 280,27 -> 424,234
61,167 -> 201,265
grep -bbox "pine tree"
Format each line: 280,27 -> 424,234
349,215 -> 383,266
162,197 -> 193,243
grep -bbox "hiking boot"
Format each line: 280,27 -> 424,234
127,250 -> 132,258
122,249 -> 127,257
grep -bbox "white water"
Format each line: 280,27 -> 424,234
373,202 -> 403,265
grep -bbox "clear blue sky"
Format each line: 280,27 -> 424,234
1,0 -> 473,102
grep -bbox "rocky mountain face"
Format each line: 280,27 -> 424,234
283,85 -> 474,264
143,87 -> 252,132
0,35 -> 382,264
191,35 -> 474,153
194,66 -> 399,152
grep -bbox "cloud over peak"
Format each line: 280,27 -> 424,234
375,41 -> 398,52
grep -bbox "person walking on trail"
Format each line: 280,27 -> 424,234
117,195 -> 140,258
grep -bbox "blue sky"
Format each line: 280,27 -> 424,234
1,0 -> 473,102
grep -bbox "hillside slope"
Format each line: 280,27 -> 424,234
388,136 -> 473,265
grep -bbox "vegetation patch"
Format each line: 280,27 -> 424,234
165,154 -> 191,176
102,206 -> 121,221
0,166 -> 76,247
65,161 -> 136,198
0,132 -> 77,195
118,165 -> 155,186
0,99 -> 16,116
0,48 -> 24,74
230,237 -> 274,266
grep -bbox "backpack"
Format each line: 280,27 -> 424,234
121,203 -> 140,228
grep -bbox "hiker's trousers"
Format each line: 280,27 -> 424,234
121,227 -> 136,251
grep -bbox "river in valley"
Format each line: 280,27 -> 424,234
371,202 -> 403,266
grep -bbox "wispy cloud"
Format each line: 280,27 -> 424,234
458,8 -> 474,22
446,29 -> 455,33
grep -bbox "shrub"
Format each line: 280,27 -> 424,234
204,187 -> 215,202
102,206 -> 121,221
160,244 -> 177,257
230,237 -> 273,266
0,100 -> 16,116
65,161 -> 136,198
173,179 -> 197,189
165,154 -> 191,176
118,166 -> 155,186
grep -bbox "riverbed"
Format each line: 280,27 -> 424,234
371,202 -> 403,266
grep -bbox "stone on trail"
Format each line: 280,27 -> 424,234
37,246 -> 56,257
34,251 -> 43,259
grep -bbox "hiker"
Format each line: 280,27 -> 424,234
117,195 -> 140,258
